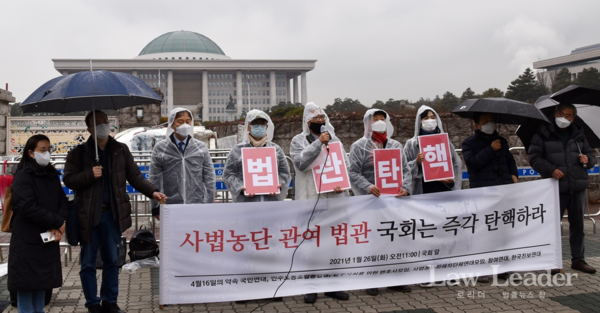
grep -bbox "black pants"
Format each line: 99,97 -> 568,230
559,191 -> 586,261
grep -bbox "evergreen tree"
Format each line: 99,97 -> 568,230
324,98 -> 367,114
441,91 -> 459,109
460,88 -> 477,101
505,68 -> 545,103
551,68 -> 572,93
574,67 -> 600,90
480,88 -> 505,98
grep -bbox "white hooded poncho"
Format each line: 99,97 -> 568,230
404,105 -> 462,195
290,102 -> 349,200
349,109 -> 413,195
149,108 -> 216,207
223,109 -> 291,202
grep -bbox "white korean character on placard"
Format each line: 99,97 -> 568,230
247,157 -> 273,186
316,152 -> 344,184
423,144 -> 449,171
378,159 -> 400,188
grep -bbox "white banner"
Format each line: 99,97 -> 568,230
160,179 -> 561,305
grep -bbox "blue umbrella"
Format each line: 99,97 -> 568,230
21,70 -> 162,113
21,70 -> 163,160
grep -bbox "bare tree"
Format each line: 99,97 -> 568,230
535,70 -> 551,94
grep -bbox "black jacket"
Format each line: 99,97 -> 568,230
63,136 -> 158,243
528,122 -> 596,193
8,160 -> 68,292
462,130 -> 518,188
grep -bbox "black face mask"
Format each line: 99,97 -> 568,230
309,122 -> 325,134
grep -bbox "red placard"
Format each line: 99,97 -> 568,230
373,149 -> 403,195
242,147 -> 279,195
312,142 -> 351,193
418,133 -> 454,182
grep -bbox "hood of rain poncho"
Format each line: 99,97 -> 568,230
302,102 -> 336,138
167,107 -> 194,138
363,109 -> 394,139
413,105 -> 445,138
242,109 -> 274,143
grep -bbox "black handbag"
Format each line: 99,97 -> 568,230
66,145 -> 85,246
96,236 -> 127,269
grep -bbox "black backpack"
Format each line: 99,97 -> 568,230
128,226 -> 159,261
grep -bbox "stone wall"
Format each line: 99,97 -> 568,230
207,113 -> 599,201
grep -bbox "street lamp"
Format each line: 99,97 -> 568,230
136,106 -> 144,121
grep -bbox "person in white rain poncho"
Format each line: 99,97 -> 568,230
290,102 -> 350,304
149,108 -> 215,219
290,102 -> 350,201
405,106 -> 463,288
349,109 -> 412,198
404,105 -> 462,195
223,110 -> 290,203
348,109 -> 413,296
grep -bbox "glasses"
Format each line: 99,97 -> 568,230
311,115 -> 326,122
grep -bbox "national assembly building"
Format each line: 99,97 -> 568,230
52,30 -> 316,122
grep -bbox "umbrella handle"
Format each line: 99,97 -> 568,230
3,159 -> 7,175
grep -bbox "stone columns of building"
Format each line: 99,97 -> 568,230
167,70 -> 174,114
286,76 -> 291,103
202,71 -> 208,122
293,75 -> 299,104
301,71 -> 307,105
132,71 -> 138,77
237,70 -> 243,118
62,71 -> 69,76
269,70 -> 276,107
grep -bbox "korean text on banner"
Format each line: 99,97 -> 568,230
373,149 -> 403,195
418,133 -> 454,182
159,179 -> 561,305
311,142 -> 351,193
241,147 -> 279,195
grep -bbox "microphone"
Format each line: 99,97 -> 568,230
320,125 -> 329,149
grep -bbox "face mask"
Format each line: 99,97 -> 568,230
175,123 -> 194,137
95,123 -> 111,139
309,122 -> 325,134
555,117 -> 571,129
34,151 -> 51,167
481,122 -> 496,135
371,120 -> 387,133
250,124 -> 267,138
421,119 -> 437,132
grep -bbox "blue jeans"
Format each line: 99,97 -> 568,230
17,290 -> 45,313
80,210 -> 121,307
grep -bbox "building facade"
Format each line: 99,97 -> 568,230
53,31 -> 316,122
533,43 -> 600,88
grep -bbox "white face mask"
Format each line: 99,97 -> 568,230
421,119 -> 437,132
94,123 -> 111,139
371,120 -> 387,133
481,122 -> 496,135
175,123 -> 194,137
34,151 -> 51,167
555,117 -> 571,129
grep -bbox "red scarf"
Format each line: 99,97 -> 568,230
371,131 -> 387,144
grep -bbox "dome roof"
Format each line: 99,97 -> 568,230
138,31 -> 226,56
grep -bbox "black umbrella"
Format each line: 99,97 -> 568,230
452,97 -> 550,125
21,70 -> 163,160
516,95 -> 600,151
550,84 -> 600,106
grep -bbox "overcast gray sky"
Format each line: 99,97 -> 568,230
2,0 -> 599,107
